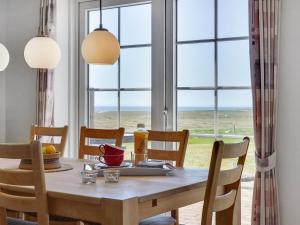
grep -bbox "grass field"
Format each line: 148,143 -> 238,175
92,109 -> 255,175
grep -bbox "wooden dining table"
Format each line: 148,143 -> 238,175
1,158 -> 241,225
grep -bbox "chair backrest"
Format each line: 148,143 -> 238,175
147,130 -> 189,167
0,141 -> 49,225
79,126 -> 125,159
30,125 -> 69,155
201,137 -> 250,225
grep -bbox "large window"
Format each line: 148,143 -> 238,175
175,0 -> 254,173
87,3 -> 152,135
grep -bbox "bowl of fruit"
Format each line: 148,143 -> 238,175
19,145 -> 61,170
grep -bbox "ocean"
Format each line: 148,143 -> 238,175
94,106 -> 252,113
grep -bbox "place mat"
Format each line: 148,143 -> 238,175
44,163 -> 73,173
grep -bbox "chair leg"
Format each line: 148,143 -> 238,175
0,207 -> 7,225
171,209 -> 179,225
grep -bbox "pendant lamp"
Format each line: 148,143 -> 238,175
24,0 -> 61,69
0,43 -> 9,71
81,0 -> 120,65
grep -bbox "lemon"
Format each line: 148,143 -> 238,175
44,145 -> 56,154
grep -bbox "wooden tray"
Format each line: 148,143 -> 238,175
19,153 -> 61,170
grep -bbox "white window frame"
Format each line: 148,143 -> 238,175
77,0 -> 167,139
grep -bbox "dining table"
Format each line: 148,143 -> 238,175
0,158 -> 241,225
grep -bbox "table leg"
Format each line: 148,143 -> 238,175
216,186 -> 241,225
102,198 -> 139,225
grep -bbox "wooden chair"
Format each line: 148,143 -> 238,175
140,130 -> 189,225
147,130 -> 189,167
201,137 -> 250,225
0,141 -> 49,225
30,125 -> 69,156
28,126 -> 79,225
79,126 -> 125,159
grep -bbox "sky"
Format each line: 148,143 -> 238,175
88,0 -> 251,109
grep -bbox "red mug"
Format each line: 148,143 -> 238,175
99,144 -> 124,156
99,154 -> 124,166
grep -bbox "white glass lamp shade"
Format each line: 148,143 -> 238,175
24,37 -> 61,69
81,29 -> 120,65
0,43 -> 9,71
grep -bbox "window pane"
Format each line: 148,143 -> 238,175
177,0 -> 215,41
121,4 -> 151,45
120,47 -> 151,88
120,91 -> 151,133
218,0 -> 249,38
89,64 -> 118,89
177,43 -> 214,87
89,8 -> 119,38
177,90 -> 215,135
218,90 -> 253,136
90,91 -> 118,129
218,40 -> 250,86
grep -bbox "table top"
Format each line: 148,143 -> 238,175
0,158 -> 208,203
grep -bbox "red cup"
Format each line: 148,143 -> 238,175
99,144 -> 124,156
99,154 -> 124,166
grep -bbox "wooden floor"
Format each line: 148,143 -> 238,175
179,181 -> 254,225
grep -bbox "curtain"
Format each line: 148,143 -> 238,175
36,0 -> 56,127
249,0 -> 280,225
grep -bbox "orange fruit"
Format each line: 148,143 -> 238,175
44,145 -> 56,154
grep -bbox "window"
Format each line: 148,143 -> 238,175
176,0 -> 253,168
86,3 -> 152,137
175,1 -> 253,224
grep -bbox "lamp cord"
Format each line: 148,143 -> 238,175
99,0 -> 103,29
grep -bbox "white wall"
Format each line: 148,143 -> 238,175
2,0 -> 70,144
4,0 -> 39,142
277,0 -> 300,224
0,0 -> 7,142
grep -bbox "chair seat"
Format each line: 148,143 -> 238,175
7,217 -> 37,225
139,216 -> 176,225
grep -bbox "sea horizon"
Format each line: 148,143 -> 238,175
94,106 -> 252,112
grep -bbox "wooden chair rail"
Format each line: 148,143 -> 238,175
222,137 -> 250,159
0,192 -> 37,212
147,130 -> 189,142
0,170 -> 34,186
0,144 -> 31,159
83,128 -> 125,140
79,146 -> 100,157
147,149 -> 178,161
31,127 -> 67,137
218,165 -> 243,186
213,190 -> 237,212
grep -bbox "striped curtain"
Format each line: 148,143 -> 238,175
36,0 -> 56,127
249,0 -> 280,225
